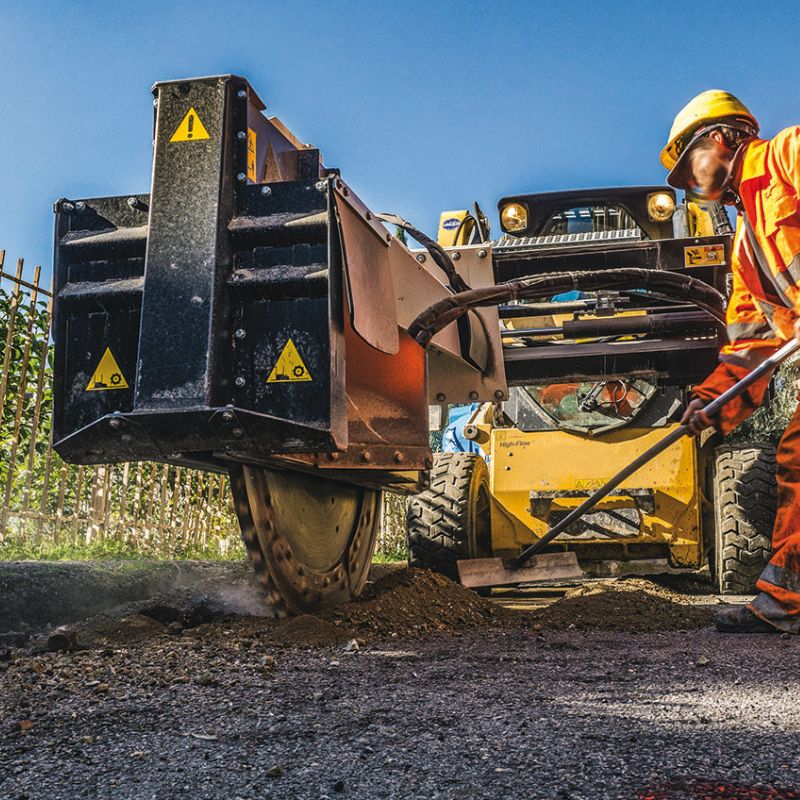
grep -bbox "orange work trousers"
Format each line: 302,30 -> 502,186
750,398 -> 800,632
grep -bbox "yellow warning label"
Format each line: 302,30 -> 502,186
86,348 -> 129,391
169,107 -> 210,143
247,127 -> 257,182
266,339 -> 312,383
684,243 -> 725,267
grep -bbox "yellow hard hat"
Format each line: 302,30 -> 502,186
660,90 -> 758,171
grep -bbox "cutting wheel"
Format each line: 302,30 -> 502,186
229,464 -> 381,616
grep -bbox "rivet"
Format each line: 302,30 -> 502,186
153,98 -> 159,107
451,251 -> 461,261
494,389 -> 505,400
393,451 -> 404,464
235,376 -> 246,387
469,391 -> 479,400
416,254 -> 426,264
234,328 -> 246,339
74,201 -> 86,212
261,185 -> 272,195
315,181 -> 327,192
232,427 -> 244,438
237,131 -> 247,140
62,201 -> 74,212
327,452 -> 340,461
108,418 -> 122,430
237,173 -> 247,182
221,410 -> 235,423
237,89 -> 247,99
361,450 -> 372,463
435,393 -> 446,402
478,249 -> 488,258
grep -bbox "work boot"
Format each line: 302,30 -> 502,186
714,605 -> 778,633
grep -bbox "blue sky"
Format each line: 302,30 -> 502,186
1,0 -> 798,281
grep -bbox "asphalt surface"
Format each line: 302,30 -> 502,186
2,624 -> 800,800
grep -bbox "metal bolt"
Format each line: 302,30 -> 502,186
221,410 -> 235,423
108,418 -> 122,430
435,392 -> 446,402
469,391 -> 479,401
237,172 -> 247,182
235,376 -> 246,387
315,181 -> 327,192
327,452 -> 340,461
477,249 -> 488,258
74,201 -> 86,212
153,98 -> 158,107
237,89 -> 247,99
451,251 -> 461,261
416,254 -> 426,264
261,185 -> 272,195
393,451 -> 405,464
237,131 -> 247,140
234,328 -> 246,339
494,389 -> 505,400
231,427 -> 244,438
361,450 -> 373,463
62,201 -> 74,212
127,197 -> 139,209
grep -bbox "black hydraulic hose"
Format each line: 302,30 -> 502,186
376,212 -> 470,294
408,268 -> 725,348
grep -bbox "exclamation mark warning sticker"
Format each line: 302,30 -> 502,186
86,348 -> 129,392
266,339 -> 313,383
170,106 -> 210,142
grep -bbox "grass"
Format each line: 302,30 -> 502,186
0,539 -> 246,562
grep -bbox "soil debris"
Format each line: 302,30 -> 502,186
322,567 -> 512,639
529,581 -> 716,632
267,615 -> 354,648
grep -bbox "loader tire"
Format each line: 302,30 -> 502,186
406,452 -> 491,580
712,443 -> 777,595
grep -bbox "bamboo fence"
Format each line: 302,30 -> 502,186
0,251 -> 407,559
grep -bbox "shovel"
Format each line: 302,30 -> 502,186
458,338 -> 800,590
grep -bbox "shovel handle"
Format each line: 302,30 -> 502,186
511,337 -> 800,569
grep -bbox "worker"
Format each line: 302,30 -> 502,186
661,90 -> 800,633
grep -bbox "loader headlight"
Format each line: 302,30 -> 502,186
647,191 -> 676,222
500,202 -> 528,233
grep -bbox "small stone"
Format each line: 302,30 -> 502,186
260,655 -> 275,668
81,735 -> 94,744
195,672 -> 215,687
781,632 -> 792,640
695,655 -> 710,667
94,683 -> 110,693
266,765 -> 284,778
47,626 -> 78,652
344,639 -> 359,653
167,621 -> 184,636
18,719 -> 34,732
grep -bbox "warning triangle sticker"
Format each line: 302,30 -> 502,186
169,107 -> 210,142
266,339 -> 313,383
86,347 -> 129,392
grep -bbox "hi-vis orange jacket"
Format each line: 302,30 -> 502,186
692,127 -> 800,433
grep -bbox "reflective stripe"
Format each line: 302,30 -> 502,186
727,321 -> 775,339
742,214 -> 793,307
787,252 -> 800,284
759,561 -> 800,595
749,592 -> 800,633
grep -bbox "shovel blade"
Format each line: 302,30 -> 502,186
457,552 -> 582,589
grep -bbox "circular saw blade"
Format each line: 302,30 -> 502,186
230,464 -> 380,616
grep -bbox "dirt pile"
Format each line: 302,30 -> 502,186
530,581 -> 716,632
267,615 -> 354,648
322,567 -> 511,639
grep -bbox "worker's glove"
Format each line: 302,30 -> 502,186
680,398 -> 714,436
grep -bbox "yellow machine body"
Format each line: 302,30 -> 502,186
470,411 -> 707,570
